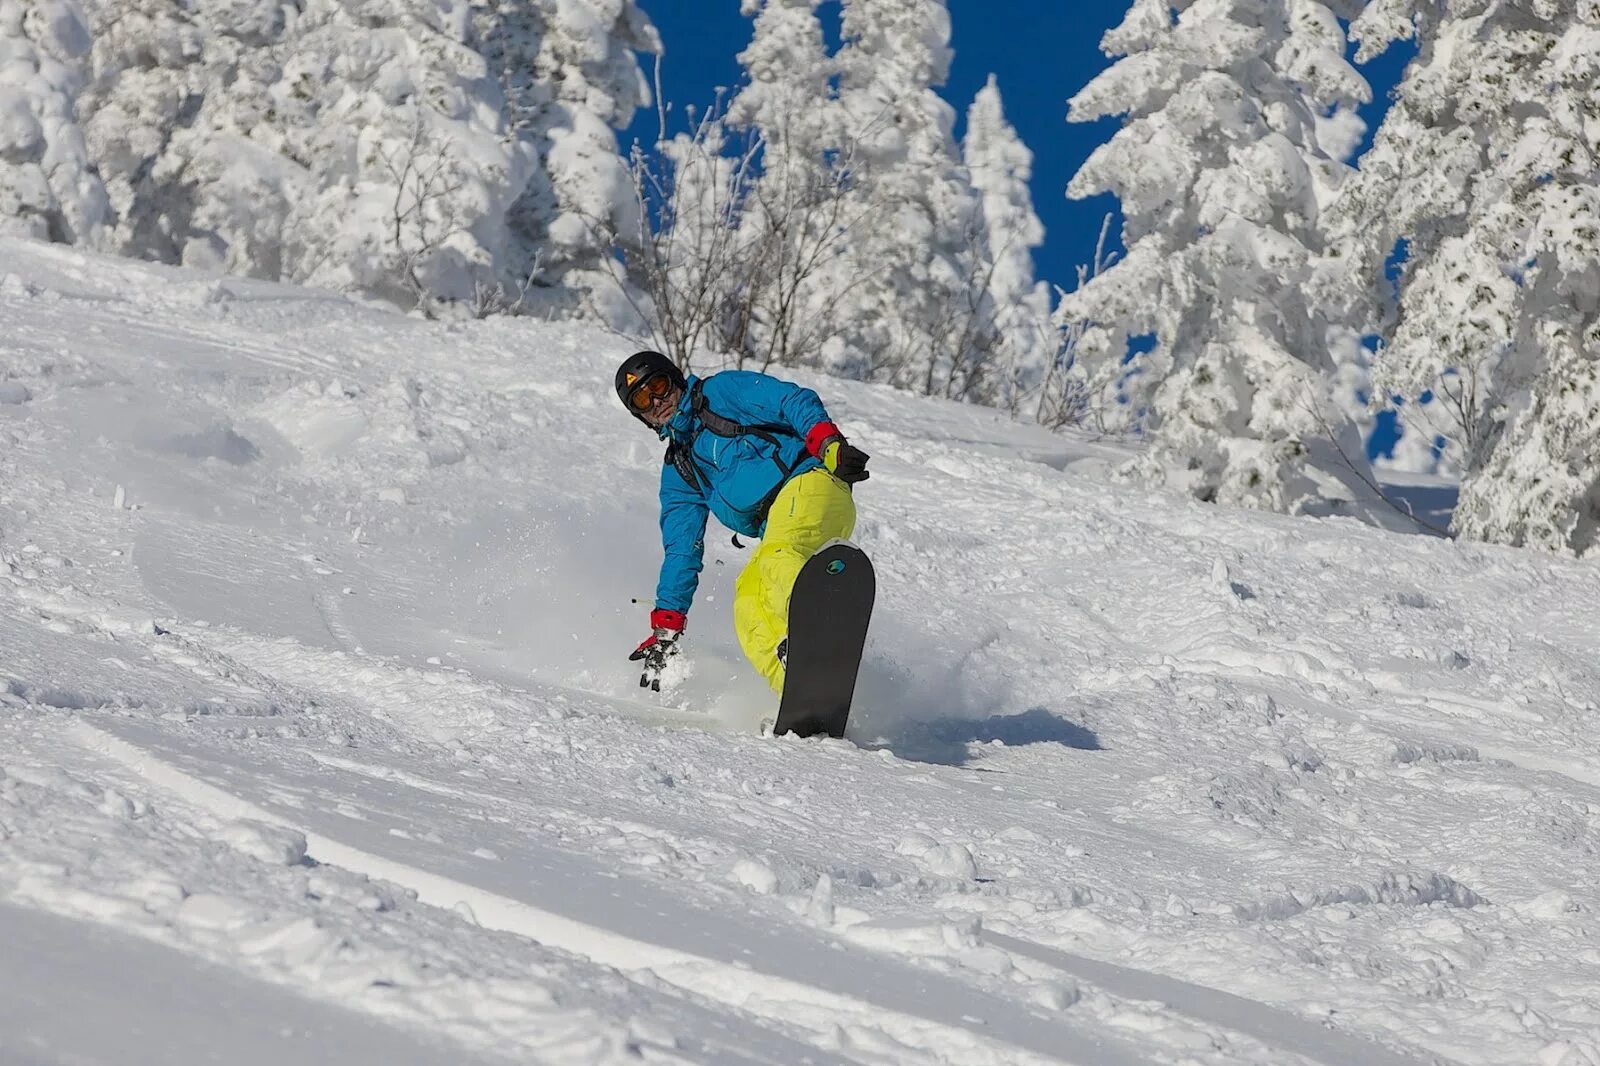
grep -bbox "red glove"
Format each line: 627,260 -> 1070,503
630,609 -> 686,691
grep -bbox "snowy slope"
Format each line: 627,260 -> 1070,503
3,237 -> 1600,1065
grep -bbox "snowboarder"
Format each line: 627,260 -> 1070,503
616,350 -> 870,693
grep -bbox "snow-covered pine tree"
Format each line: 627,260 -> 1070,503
269,0 -> 553,312
73,0 -> 655,316
962,75 -> 1050,413
1060,0 -> 1376,514
727,0 -> 836,211
721,0 -> 857,371
77,0 -> 277,267
1336,1 -> 1600,553
483,0 -> 659,321
0,0 -> 106,243
828,0 -> 985,396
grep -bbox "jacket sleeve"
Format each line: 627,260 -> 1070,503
704,371 -> 833,442
655,460 -> 709,615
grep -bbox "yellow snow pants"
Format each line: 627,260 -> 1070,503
734,468 -> 856,693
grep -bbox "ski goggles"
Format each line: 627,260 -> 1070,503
627,372 -> 674,411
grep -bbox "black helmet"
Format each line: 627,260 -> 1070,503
615,350 -> 686,419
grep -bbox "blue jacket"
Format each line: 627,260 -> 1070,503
655,371 -> 832,614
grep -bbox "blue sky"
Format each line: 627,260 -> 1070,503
627,2 -> 1415,296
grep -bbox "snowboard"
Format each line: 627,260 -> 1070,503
772,541 -> 875,739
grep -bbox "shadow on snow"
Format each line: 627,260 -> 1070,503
858,707 -> 1102,768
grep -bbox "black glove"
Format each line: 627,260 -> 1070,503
629,609 -> 685,691
823,438 -> 871,484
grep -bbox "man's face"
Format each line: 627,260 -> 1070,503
637,379 -> 682,429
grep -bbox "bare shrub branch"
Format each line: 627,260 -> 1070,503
376,110 -> 469,318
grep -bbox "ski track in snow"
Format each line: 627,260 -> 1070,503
0,901 -> 484,1066
2,239 -> 1598,1064
68,719 -> 1152,1066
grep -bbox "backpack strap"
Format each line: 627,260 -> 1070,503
690,380 -> 782,447
662,380 -> 712,493
688,379 -> 807,483
664,439 -> 703,493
